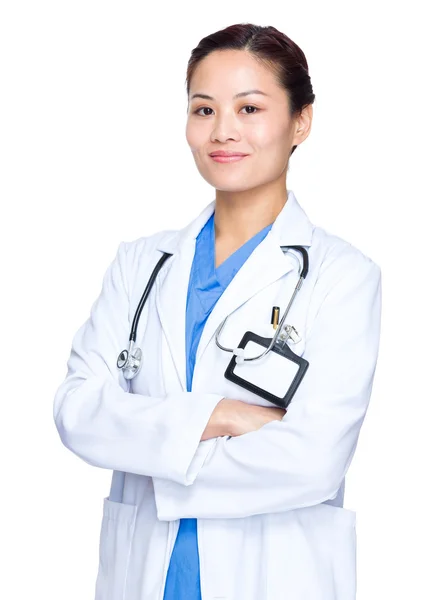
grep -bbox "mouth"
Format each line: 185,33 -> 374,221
209,153 -> 249,163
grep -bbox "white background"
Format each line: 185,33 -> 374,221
1,1 -> 438,598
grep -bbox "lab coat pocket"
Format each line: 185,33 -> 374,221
94,497 -> 138,600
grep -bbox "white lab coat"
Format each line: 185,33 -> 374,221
53,190 -> 382,600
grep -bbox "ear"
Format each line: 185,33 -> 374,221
292,104 -> 313,146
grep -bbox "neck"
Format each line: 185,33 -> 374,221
214,182 -> 288,245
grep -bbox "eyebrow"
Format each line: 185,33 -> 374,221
189,89 -> 270,101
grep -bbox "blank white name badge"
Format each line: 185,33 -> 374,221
223,331 -> 309,409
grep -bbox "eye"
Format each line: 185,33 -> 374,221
194,107 -> 213,116
241,105 -> 259,115
193,105 -> 259,116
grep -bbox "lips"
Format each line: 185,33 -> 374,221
209,153 -> 249,163
209,151 -> 249,157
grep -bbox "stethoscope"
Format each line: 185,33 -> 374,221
117,245 -> 308,381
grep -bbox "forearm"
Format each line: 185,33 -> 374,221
54,372 -> 225,485
154,407 -> 349,520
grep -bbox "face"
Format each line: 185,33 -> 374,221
186,49 -> 312,192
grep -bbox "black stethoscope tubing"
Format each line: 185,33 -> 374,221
128,251 -> 173,344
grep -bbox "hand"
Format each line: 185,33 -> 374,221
227,401 -> 286,437
201,398 -> 286,441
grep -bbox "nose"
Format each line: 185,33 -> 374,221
210,112 -> 241,144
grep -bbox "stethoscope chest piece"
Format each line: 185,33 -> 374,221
117,345 -> 143,380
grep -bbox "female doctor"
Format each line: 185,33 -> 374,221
53,22 -> 382,600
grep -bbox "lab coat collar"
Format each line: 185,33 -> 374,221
154,190 -> 315,391
157,189 -> 314,252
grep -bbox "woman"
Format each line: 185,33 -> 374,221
54,23 -> 382,600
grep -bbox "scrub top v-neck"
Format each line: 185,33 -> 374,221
162,211 -> 273,599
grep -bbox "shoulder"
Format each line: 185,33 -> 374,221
114,229 -> 178,273
113,230 -> 178,295
307,225 -> 382,313
122,229 -> 178,260
312,224 -> 381,280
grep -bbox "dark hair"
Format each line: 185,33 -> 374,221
185,23 -> 315,156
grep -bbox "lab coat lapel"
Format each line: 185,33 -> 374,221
154,201 -> 215,392
155,190 -> 315,391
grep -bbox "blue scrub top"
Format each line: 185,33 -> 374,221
163,211 -> 273,599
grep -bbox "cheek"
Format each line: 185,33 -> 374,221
249,120 -> 289,149
186,121 -> 208,153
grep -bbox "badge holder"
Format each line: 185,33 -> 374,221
224,331 -> 309,409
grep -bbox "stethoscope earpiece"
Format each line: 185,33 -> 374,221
233,347 -> 246,364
